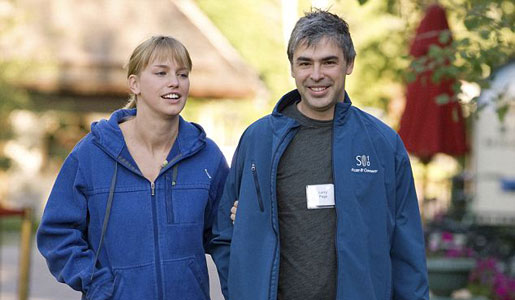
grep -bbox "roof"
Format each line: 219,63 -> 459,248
0,0 -> 263,99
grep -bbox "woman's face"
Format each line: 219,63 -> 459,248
129,57 -> 190,118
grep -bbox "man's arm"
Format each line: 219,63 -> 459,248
391,136 -> 429,300
210,140 -> 246,299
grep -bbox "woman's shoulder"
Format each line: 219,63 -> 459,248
66,132 -> 106,163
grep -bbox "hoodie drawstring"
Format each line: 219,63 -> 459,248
91,161 -> 118,281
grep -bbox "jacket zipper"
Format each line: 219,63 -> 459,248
150,181 -> 163,300
268,126 -> 299,299
251,163 -> 265,212
331,128 -> 341,300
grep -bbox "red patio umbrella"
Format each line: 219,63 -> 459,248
399,3 -> 468,164
398,4 -> 468,216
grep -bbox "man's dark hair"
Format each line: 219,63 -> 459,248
287,9 -> 356,64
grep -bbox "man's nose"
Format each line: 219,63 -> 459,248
310,64 -> 324,81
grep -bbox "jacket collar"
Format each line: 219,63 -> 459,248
271,89 -> 353,128
91,109 -> 206,161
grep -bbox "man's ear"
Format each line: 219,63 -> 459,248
345,59 -> 355,75
128,74 -> 140,95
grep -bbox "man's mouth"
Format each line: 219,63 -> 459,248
309,86 -> 328,92
161,93 -> 180,100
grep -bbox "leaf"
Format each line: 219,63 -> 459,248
496,104 -> 509,123
428,45 -> 442,58
452,82 -> 462,94
436,94 -> 450,104
432,68 -> 444,83
479,30 -> 490,40
439,30 -> 451,44
459,38 -> 471,47
358,0 -> 368,4
464,17 -> 480,30
405,71 -> 416,83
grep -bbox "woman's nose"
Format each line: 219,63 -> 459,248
168,74 -> 179,87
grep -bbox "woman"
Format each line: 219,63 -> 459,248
37,36 -> 228,300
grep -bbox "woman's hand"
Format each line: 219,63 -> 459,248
230,200 -> 238,223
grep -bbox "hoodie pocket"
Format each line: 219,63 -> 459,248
166,185 -> 210,224
111,264 -> 156,300
162,257 -> 209,300
251,163 -> 265,212
165,171 -> 210,224
111,273 -> 122,300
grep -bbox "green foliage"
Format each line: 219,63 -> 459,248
436,94 -> 450,104
0,70 -> 29,171
343,0 -> 514,120
195,0 -> 292,110
330,0 -> 412,110
399,0 -> 512,117
0,10 -> 31,172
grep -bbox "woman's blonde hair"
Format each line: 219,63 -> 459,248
124,36 -> 192,109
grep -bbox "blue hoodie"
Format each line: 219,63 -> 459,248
211,90 -> 429,300
37,109 -> 229,300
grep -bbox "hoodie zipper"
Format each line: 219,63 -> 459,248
150,181 -> 163,300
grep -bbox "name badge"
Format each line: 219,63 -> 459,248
306,184 -> 335,209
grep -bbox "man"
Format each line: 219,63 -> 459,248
211,9 -> 429,300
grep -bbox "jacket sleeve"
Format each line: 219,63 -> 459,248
209,138 -> 246,300
36,153 -> 114,300
391,136 -> 429,300
204,154 -> 229,252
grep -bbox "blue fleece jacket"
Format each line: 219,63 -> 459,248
211,90 -> 429,300
37,109 -> 228,300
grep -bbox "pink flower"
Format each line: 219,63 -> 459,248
441,231 -> 453,242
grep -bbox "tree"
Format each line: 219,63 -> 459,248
356,0 -> 514,120
0,3 -> 31,171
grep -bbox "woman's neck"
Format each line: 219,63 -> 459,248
131,114 -> 178,154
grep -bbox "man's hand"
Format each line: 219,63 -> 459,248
230,200 -> 238,223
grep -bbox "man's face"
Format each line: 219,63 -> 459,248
291,37 -> 354,121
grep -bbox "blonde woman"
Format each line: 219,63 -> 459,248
37,36 -> 228,300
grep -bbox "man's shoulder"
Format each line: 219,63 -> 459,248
346,106 -> 403,155
241,114 -> 274,138
349,106 -> 398,141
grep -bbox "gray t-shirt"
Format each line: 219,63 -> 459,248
276,101 -> 337,300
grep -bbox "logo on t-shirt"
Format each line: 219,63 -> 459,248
351,154 -> 378,174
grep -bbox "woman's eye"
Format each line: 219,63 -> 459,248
178,73 -> 189,78
155,71 -> 166,76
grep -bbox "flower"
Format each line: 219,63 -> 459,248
468,257 -> 515,300
426,230 -> 475,258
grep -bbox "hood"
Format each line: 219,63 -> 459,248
271,89 -> 353,126
91,109 -> 207,161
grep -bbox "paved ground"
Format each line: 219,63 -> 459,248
0,234 -> 224,300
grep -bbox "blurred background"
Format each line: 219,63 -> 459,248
0,0 -> 513,299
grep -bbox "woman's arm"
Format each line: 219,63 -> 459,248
37,154 -> 115,300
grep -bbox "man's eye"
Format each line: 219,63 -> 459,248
298,62 -> 311,67
324,61 -> 336,65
